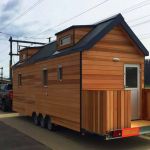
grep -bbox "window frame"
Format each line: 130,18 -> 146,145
18,74 -> 22,86
59,35 -> 71,46
42,68 -> 48,86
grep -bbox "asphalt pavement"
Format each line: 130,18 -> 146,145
0,121 -> 50,150
0,111 -> 150,150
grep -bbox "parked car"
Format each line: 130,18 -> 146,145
0,84 -> 13,111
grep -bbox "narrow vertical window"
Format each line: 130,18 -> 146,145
58,65 -> 63,81
43,69 -> 48,86
18,74 -> 22,86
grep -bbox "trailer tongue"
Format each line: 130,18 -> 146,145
106,120 -> 150,140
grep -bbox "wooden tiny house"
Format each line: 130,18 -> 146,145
13,14 -> 150,139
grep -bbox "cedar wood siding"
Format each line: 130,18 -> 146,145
57,27 -> 92,50
19,48 -> 39,62
74,27 -> 92,44
13,52 -> 81,131
82,25 -> 145,134
57,29 -> 74,50
82,25 -> 145,90
142,89 -> 150,120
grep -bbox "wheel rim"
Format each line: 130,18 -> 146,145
47,120 -> 52,130
40,118 -> 45,128
34,115 -> 38,125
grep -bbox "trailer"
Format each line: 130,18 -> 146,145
12,14 -> 150,140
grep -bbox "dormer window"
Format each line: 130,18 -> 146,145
60,35 -> 71,46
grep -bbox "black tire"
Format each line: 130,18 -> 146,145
33,113 -> 39,125
40,116 -> 46,128
46,117 -> 55,131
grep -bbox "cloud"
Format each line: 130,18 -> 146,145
0,0 -> 21,28
2,0 -> 21,12
0,14 -> 11,23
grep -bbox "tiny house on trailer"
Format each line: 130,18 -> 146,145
13,14 -> 150,140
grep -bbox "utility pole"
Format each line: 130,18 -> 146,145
9,37 -> 12,82
47,37 -> 51,43
9,36 -> 46,83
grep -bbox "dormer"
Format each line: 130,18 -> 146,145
19,47 -> 39,62
55,25 -> 93,50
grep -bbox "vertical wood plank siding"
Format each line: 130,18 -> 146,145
13,52 -> 81,131
82,90 -> 131,134
142,89 -> 150,120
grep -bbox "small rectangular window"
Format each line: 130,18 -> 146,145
60,35 -> 71,46
18,74 -> 22,86
42,69 -> 48,86
58,65 -> 63,81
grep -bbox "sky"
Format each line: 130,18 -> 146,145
0,0 -> 150,78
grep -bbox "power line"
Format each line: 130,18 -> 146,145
1,0 -> 150,40
32,0 -> 150,38
128,14 -> 150,23
0,0 -> 44,31
31,0 -> 110,37
0,30 -> 48,40
140,36 -> 150,40
139,33 -> 150,37
122,0 -> 150,14
131,19 -> 150,27
0,31 -> 18,37
139,33 -> 150,39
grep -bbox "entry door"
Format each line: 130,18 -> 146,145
124,64 -> 140,120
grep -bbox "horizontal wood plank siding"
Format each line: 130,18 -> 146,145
57,29 -> 74,50
19,48 -> 39,61
142,89 -> 150,120
82,25 -> 145,91
13,52 -> 81,131
74,27 -> 92,44
82,90 -> 131,134
56,27 -> 92,50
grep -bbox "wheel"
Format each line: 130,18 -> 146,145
33,113 -> 39,125
46,117 -> 55,131
39,115 -> 46,128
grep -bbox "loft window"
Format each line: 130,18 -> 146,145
42,69 -> 48,86
18,74 -> 22,86
60,35 -> 71,46
58,65 -> 63,81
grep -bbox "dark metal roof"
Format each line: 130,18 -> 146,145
14,13 -> 149,68
55,25 -> 95,35
19,46 -> 43,52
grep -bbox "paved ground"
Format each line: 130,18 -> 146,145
0,121 -> 50,150
0,111 -> 150,150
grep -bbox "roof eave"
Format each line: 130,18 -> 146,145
120,21 -> 149,56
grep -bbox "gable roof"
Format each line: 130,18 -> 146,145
19,46 -> 42,52
55,25 -> 94,35
14,13 -> 149,68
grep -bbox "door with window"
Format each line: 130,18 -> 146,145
124,64 -> 140,120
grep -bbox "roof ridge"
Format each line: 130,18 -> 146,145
94,13 -> 123,25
